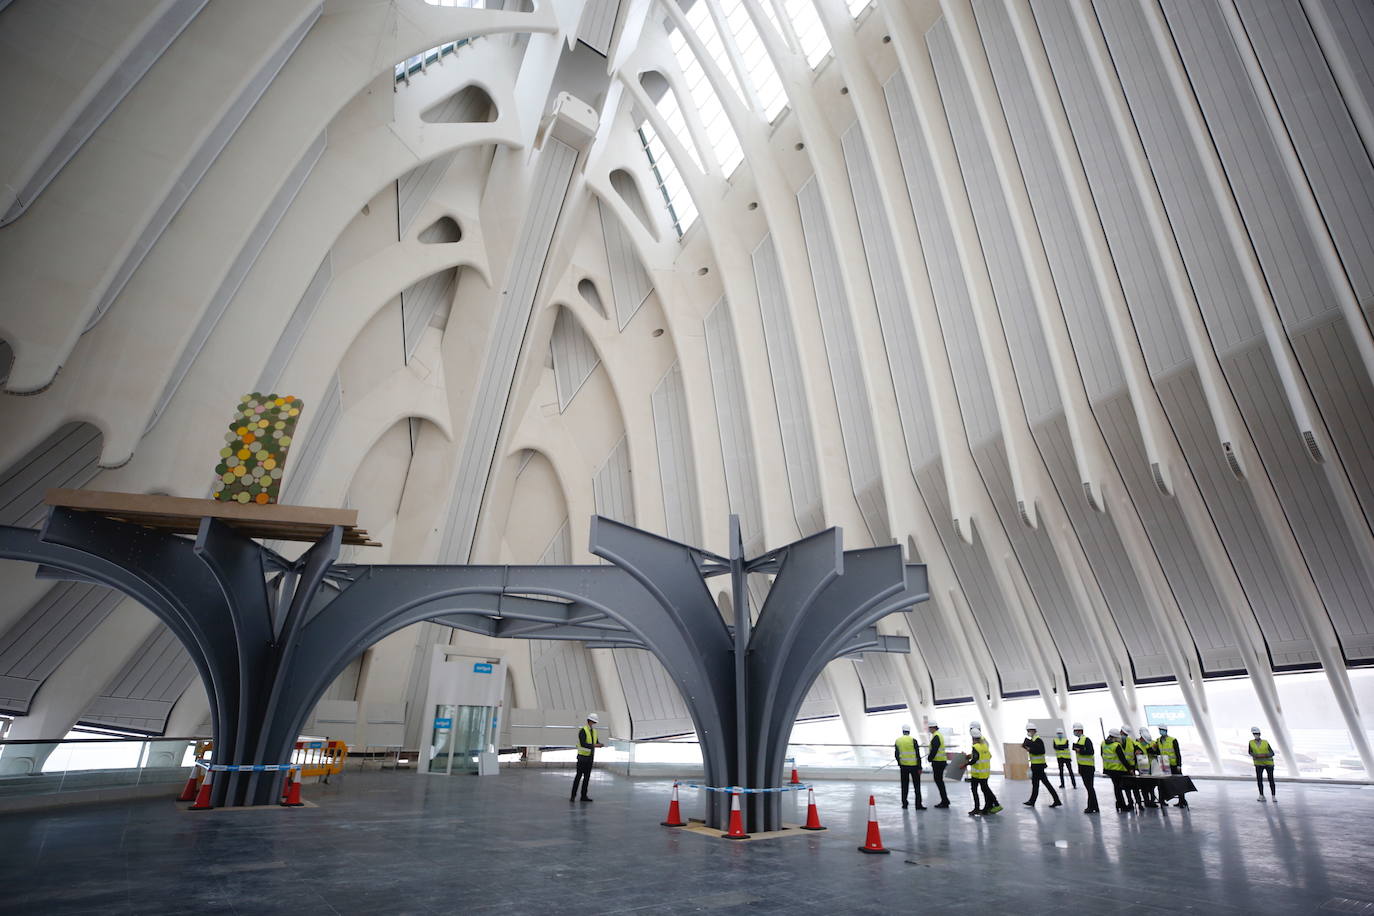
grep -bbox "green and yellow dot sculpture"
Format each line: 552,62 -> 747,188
211,393 -> 303,505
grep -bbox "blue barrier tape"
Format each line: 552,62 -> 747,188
194,759 -> 300,773
682,784 -> 811,794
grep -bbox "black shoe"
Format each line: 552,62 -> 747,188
901,803 -> 908,809
1023,800 -> 1035,807
569,797 -> 576,803
1058,783 -> 1065,789
1144,801 -> 1158,808
1049,801 -> 1063,808
968,809 -> 983,816
581,797 -> 593,802
914,805 -> 927,810
1116,804 -> 1132,812
1083,808 -> 1097,814
934,801 -> 950,808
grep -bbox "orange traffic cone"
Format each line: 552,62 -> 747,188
722,789 -> 750,840
177,766 -> 202,802
790,764 -> 801,785
280,769 -> 304,807
188,769 -> 214,810
857,794 -> 889,854
660,781 -> 687,827
800,787 -> 826,831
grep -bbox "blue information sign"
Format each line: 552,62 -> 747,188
434,717 -> 452,729
1145,705 -> 1193,727
473,662 -> 493,674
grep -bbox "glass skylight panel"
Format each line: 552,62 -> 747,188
847,0 -> 872,17
781,0 -> 832,68
639,122 -> 700,237
651,81 -> 704,171
681,1 -> 743,103
718,0 -> 788,121
667,13 -> 745,176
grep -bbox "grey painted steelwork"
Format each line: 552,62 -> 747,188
0,511 -> 926,829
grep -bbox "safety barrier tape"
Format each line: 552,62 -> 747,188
194,759 -> 301,773
681,785 -> 807,791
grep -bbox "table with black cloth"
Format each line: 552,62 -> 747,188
1112,774 -> 1196,803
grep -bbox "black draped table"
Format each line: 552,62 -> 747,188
1113,774 -> 1196,803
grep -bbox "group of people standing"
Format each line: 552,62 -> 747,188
894,721 -> 1191,816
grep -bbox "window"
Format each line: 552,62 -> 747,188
717,0 -> 789,122
398,0 -> 485,83
847,0 -> 872,17
780,0 -> 832,69
667,12 -> 744,176
639,122 -> 699,237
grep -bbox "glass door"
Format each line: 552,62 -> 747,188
429,704 -> 457,773
451,705 -> 490,775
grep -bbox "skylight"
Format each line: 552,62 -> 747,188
780,0 -> 832,69
847,0 -> 872,17
639,121 -> 699,238
667,13 -> 745,176
717,0 -> 788,121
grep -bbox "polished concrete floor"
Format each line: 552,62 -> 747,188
1,766 -> 1369,915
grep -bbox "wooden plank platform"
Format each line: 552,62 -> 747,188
43,489 -> 382,547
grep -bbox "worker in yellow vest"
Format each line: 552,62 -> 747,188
1101,728 -> 1132,812
894,724 -> 926,810
927,721 -> 950,808
1249,725 -> 1277,802
1136,727 -> 1159,809
966,726 -> 1002,816
1052,727 -> 1076,790
1022,724 -> 1062,808
1121,724 -> 1145,809
570,713 -> 603,802
1072,723 -> 1098,814
1157,726 -> 1187,809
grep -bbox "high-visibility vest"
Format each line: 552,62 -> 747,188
1249,738 -> 1274,766
1053,738 -> 1071,760
929,730 -> 947,762
1122,737 -> 1138,762
895,735 -> 919,766
578,725 -> 597,756
1158,735 -> 1180,766
1027,739 -> 1046,765
970,740 -> 991,778
1073,735 -> 1093,766
1102,739 -> 1127,772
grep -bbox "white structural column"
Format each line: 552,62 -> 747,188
1297,0 -> 1374,199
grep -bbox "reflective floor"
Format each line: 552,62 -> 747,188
1,766 -> 1369,914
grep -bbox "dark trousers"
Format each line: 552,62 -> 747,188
1055,757 -> 1077,787
1255,764 -> 1275,795
1026,763 -> 1061,805
571,756 -> 593,799
1106,772 -> 1127,808
970,777 -> 998,811
1078,765 -> 1098,811
930,761 -> 950,804
899,765 -> 923,807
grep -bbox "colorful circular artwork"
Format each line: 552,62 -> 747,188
211,393 -> 303,504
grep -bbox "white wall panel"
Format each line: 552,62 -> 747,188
1163,0 -> 1338,331
852,652 -> 906,711
1293,317 -> 1374,518
650,362 -> 702,546
402,267 -> 458,360
797,674 -> 838,720
796,177 -> 889,543
752,236 -> 824,535
612,648 -> 693,739
550,305 -> 601,411
1156,367 -> 1317,667
0,422 -> 101,528
927,20 -> 1062,425
1030,0 -> 1191,376
703,300 -> 765,553
578,0 -> 619,55
593,436 -> 635,526
840,123 -> 941,470
529,519 -> 603,715
1094,0 -> 1263,354
598,198 -> 653,330
884,68 -> 1000,445
0,582 -> 125,714
1235,0 -> 1374,305
440,139 -> 579,563
258,253 -> 331,391
974,0 -> 1125,403
281,371 -> 341,503
81,624 -> 197,733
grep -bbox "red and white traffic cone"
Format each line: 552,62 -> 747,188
722,789 -> 750,840
177,766 -> 202,802
660,781 -> 687,827
280,769 -> 304,807
800,787 -> 826,831
857,794 -> 889,854
188,769 -> 214,810
790,764 -> 801,786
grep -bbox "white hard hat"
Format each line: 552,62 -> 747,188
1251,726 -> 1261,734
901,724 -> 911,733
1121,726 -> 1131,735
969,721 -> 980,728
1072,722 -> 1084,731
1139,728 -> 1151,739
970,726 -> 982,738
1056,728 -> 1065,736
927,721 -> 939,729
1158,725 -> 1169,732
587,713 -> 599,723
1025,722 -> 1036,730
